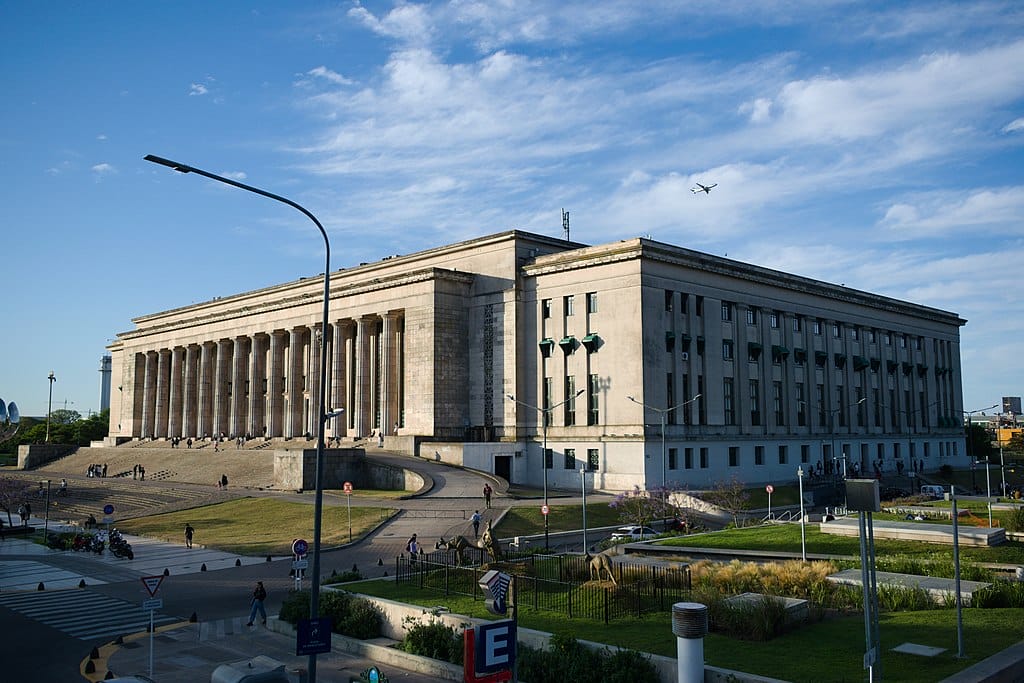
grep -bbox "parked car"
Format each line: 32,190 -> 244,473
610,525 -> 657,541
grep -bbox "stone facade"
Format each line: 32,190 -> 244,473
108,230 -> 968,491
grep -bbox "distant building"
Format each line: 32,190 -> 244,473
1003,396 -> 1021,416
106,230 -> 968,490
99,355 -> 112,413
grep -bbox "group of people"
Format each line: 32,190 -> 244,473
168,436 -> 194,448
86,463 -> 108,478
216,474 -> 229,490
132,464 -> 146,480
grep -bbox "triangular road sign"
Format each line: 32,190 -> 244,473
141,575 -> 164,597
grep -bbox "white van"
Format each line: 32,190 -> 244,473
920,485 -> 945,499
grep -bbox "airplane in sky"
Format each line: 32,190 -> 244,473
691,182 -> 717,194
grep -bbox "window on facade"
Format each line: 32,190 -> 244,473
857,388 -> 866,427
695,296 -> 703,317
681,293 -> 688,314
801,444 -> 810,464
700,448 -> 709,469
729,446 -> 739,467
770,312 -> 779,328
664,290 -> 674,312
722,302 -> 733,321
884,332 -> 892,345
796,382 -> 806,426
813,320 -> 822,335
564,295 -> 574,317
868,330 -> 876,343
666,373 -> 676,425
900,335 -> 907,348
683,374 -> 692,425
774,381 -> 784,426
564,376 -> 577,425
832,323 -> 841,338
793,316 -> 802,332
723,340 -> 734,360
746,308 -> 757,325
542,299 -> 551,319
587,448 -> 599,471
873,388 -> 882,427
915,336 -> 923,350
851,327 -> 859,341
684,448 -> 693,469
723,378 -> 735,425
750,379 -> 761,426
668,448 -> 678,470
778,445 -> 788,464
543,377 -> 552,427
697,375 -> 705,425
755,445 -> 764,465
564,448 -> 575,470
836,388 -> 846,427
588,374 -> 600,426
544,448 -> 553,469
586,292 -> 598,314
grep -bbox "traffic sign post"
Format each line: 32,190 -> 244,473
766,484 -> 774,520
292,539 -> 309,590
343,482 -> 353,542
140,575 -> 164,677
541,504 -> 549,516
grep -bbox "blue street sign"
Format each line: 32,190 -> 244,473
103,504 -> 114,515
292,538 -> 309,557
296,616 -> 332,656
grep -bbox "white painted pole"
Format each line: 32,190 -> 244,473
149,608 -> 155,677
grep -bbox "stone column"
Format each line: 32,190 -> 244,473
287,327 -> 306,438
267,330 -> 286,438
213,339 -> 232,438
331,321 -> 352,437
168,347 -> 184,438
183,344 -> 199,437
249,333 -> 267,438
154,349 -> 171,439
141,351 -> 158,439
231,336 -> 249,438
308,324 -> 323,438
380,312 -> 398,436
198,342 -> 215,438
354,317 -> 373,438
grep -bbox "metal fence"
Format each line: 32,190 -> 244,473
394,551 -> 692,623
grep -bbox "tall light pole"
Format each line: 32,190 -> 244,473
507,389 -> 584,551
964,404 -> 997,491
626,394 -> 701,494
145,154 -> 334,683
45,371 -> 56,442
580,466 -> 588,553
797,466 -> 806,561
830,397 -> 866,478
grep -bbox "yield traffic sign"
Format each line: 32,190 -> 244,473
141,575 -> 164,597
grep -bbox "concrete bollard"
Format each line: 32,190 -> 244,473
672,602 -> 708,683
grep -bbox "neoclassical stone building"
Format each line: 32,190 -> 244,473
107,230 -> 968,491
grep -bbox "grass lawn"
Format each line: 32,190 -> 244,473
344,577 -> 1024,682
115,498 -> 396,555
494,503 -> 624,537
659,523 -> 1024,564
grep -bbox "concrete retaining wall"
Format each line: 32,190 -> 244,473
17,443 -> 78,469
272,449 -> 425,492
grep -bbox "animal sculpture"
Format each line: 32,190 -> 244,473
587,549 -> 617,584
436,535 -> 474,565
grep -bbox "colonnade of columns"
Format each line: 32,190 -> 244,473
133,312 -> 405,441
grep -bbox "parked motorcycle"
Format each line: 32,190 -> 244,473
108,529 -> 133,560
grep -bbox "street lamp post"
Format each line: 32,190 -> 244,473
797,466 -> 806,561
507,389 -> 584,551
964,404 -> 997,491
829,397 -> 866,478
145,154 -> 334,683
626,394 -> 702,492
45,371 -> 56,442
580,467 -> 588,553
42,479 -> 51,540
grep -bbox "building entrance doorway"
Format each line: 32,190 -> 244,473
494,454 -> 512,483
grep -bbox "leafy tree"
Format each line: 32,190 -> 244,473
703,476 -> 751,527
0,476 -> 30,527
48,409 -> 81,426
967,424 -> 994,461
609,485 -> 674,528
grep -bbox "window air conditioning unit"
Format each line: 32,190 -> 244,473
681,351 -> 689,361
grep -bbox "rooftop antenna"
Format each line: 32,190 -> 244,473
562,208 -> 570,241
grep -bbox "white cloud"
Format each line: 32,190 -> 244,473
879,187 -> 1024,237
189,83 -> 208,96
739,97 -> 772,123
1003,117 -> 1024,133
96,134 -> 108,141
91,163 -> 115,174
348,1 -> 433,45
296,66 -> 353,88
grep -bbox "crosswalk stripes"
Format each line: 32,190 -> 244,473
0,588 -> 177,642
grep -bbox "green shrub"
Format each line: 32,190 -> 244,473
276,589 -> 383,639
973,580 -> 1024,608
877,584 -> 933,611
326,567 -> 364,584
518,633 -> 658,683
398,616 -> 463,664
1001,507 -> 1024,532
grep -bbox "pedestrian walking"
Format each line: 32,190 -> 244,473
377,431 -> 384,448
406,533 -> 419,566
246,581 -> 268,626
471,510 -> 482,538
184,523 -> 194,549
220,474 -> 228,489
17,504 -> 27,526
483,484 -> 492,509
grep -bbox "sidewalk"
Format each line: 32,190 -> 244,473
98,616 -> 457,683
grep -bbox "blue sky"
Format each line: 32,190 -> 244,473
2,1 -> 1022,420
